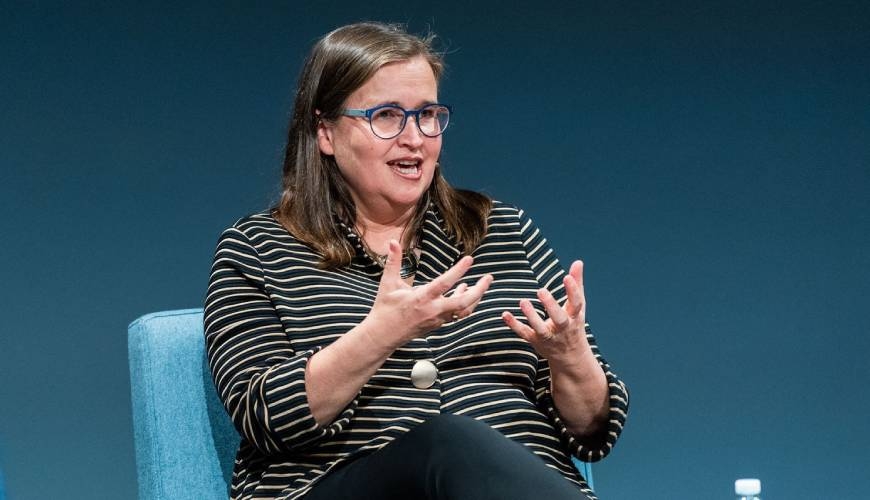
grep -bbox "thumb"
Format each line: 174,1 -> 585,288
378,239 -> 403,289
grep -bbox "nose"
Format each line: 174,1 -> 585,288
396,115 -> 425,149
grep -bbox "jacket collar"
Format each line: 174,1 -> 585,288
337,203 -> 463,282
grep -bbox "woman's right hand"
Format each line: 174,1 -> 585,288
306,239 -> 492,425
363,239 -> 493,351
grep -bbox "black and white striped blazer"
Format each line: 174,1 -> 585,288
204,201 -> 629,500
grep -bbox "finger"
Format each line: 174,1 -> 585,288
563,274 -> 584,318
454,300 -> 478,320
501,311 -> 537,343
378,240 -> 404,289
563,275 -> 583,318
569,260 -> 586,318
444,282 -> 472,322
444,274 -> 492,316
570,260 -> 584,291
452,273 -> 492,305
456,288 -> 489,318
463,273 -> 492,302
537,288 -> 570,330
519,299 -> 551,337
425,256 -> 474,298
450,283 -> 469,297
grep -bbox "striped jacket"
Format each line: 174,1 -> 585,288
204,201 -> 629,500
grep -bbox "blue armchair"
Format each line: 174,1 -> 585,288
128,309 -> 238,500
128,309 -> 593,499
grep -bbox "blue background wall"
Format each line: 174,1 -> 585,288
2,2 -> 868,499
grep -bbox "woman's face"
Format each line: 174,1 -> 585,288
317,56 -> 441,222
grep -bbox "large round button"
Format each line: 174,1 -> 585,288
410,360 -> 438,389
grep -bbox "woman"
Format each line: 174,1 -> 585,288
205,22 -> 628,500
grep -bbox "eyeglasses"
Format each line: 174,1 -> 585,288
340,103 -> 451,139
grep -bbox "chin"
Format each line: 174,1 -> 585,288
391,188 -> 429,208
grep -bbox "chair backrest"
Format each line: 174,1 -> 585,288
128,309 -> 592,498
128,309 -> 239,500
573,457 -> 594,491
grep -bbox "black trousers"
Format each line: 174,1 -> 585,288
305,414 -> 591,500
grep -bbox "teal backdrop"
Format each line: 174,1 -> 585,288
2,2 -> 868,499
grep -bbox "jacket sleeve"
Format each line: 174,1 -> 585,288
203,225 -> 358,455
516,207 -> 629,462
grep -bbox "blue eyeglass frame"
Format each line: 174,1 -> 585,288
340,103 -> 452,139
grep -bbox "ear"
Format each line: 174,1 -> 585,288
316,113 -> 335,156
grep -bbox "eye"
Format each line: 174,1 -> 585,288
419,107 -> 436,119
372,107 -> 404,121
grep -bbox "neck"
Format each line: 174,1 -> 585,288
354,202 -> 418,255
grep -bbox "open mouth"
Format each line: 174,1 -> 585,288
387,159 -> 422,176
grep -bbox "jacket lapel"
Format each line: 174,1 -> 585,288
415,204 -> 462,284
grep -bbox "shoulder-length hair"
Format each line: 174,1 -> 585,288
275,21 -> 491,269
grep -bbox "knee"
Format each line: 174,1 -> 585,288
414,415 -> 576,499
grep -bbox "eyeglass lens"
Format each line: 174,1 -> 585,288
370,105 -> 450,139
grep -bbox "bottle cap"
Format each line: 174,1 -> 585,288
735,478 -> 761,495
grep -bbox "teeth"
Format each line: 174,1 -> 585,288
389,160 -> 420,175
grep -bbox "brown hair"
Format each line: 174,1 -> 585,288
275,22 -> 491,268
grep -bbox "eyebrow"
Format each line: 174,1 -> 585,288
375,100 -> 438,108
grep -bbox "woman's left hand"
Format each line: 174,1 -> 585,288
502,260 -> 589,364
503,259 -> 610,436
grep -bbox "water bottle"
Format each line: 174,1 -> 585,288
735,478 -> 761,500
